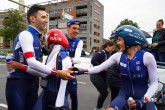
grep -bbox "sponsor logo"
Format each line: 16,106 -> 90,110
124,28 -> 132,33
120,62 -> 127,67
136,61 -> 140,65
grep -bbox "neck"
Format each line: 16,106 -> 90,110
126,45 -> 140,59
67,34 -> 73,39
29,25 -> 40,33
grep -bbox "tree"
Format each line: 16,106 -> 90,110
116,18 -> 140,29
109,18 -> 140,40
0,9 -> 27,49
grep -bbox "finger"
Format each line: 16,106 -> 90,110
130,103 -> 136,108
68,75 -> 75,80
71,71 -> 78,74
68,67 -> 74,71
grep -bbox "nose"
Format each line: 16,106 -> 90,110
45,18 -> 48,23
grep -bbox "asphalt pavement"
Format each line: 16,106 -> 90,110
0,64 -> 111,110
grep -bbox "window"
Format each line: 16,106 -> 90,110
94,32 -> 100,36
94,24 -> 100,29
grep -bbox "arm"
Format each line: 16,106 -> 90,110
158,30 -> 165,46
7,61 -> 48,77
87,52 -> 121,74
91,51 -> 103,66
143,52 -> 158,98
72,40 -> 83,64
18,31 -> 74,80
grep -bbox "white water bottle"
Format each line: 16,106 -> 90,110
6,54 -> 15,74
128,97 -> 136,110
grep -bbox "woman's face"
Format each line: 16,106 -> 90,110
106,45 -> 115,53
117,37 -> 126,51
156,21 -> 163,31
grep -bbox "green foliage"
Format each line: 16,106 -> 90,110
109,18 -> 140,40
116,18 -> 140,29
0,9 -> 27,42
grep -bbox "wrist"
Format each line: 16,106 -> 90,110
50,68 -> 58,76
20,64 -> 28,71
141,96 -> 150,103
84,69 -> 88,74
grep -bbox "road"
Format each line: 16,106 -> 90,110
0,64 -> 111,110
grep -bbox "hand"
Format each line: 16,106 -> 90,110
57,69 -> 75,80
72,67 -> 88,75
151,43 -> 158,47
129,97 -> 149,109
106,106 -> 115,110
7,61 -> 22,69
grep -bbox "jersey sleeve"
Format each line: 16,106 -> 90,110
72,40 -> 83,64
19,31 -> 55,75
143,52 -> 158,98
88,52 -> 121,74
62,56 -> 72,70
26,67 -> 48,78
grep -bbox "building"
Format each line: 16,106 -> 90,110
45,0 -> 104,52
0,0 -> 104,52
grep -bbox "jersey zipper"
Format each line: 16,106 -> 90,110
128,60 -> 135,95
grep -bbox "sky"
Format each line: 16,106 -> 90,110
0,0 -> 165,39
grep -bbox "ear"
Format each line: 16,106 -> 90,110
30,16 -> 35,23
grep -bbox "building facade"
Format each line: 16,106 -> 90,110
46,0 -> 104,52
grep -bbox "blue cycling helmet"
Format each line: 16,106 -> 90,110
114,25 -> 148,47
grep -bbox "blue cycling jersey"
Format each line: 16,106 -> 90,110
66,34 -> 81,58
9,26 -> 41,79
119,50 -> 148,99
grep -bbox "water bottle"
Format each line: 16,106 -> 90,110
6,53 -> 15,74
128,97 -> 136,110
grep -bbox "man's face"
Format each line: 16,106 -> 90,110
67,24 -> 80,38
30,10 -> 48,32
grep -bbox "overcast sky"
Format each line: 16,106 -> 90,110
0,0 -> 165,39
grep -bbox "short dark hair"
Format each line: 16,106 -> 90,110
101,40 -> 115,49
27,4 -> 46,24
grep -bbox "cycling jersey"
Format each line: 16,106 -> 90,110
66,34 -> 83,64
64,34 -> 83,110
87,50 -> 158,110
6,25 -> 58,110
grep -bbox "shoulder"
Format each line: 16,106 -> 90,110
73,37 -> 82,42
143,52 -> 154,59
162,28 -> 165,34
19,31 -> 33,41
94,50 -> 103,56
59,49 -> 68,59
143,52 -> 155,65
19,31 -> 32,36
110,52 -> 122,63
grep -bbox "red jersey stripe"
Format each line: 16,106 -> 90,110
24,52 -> 34,59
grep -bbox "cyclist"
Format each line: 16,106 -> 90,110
64,19 -> 83,110
6,5 -> 74,110
74,25 -> 158,110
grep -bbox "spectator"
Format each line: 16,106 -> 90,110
151,19 -> 165,62
90,40 -> 115,110
106,45 -> 121,101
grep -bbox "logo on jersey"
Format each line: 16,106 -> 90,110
133,74 -> 145,78
136,61 -> 140,65
136,66 -> 141,71
120,62 -> 127,67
